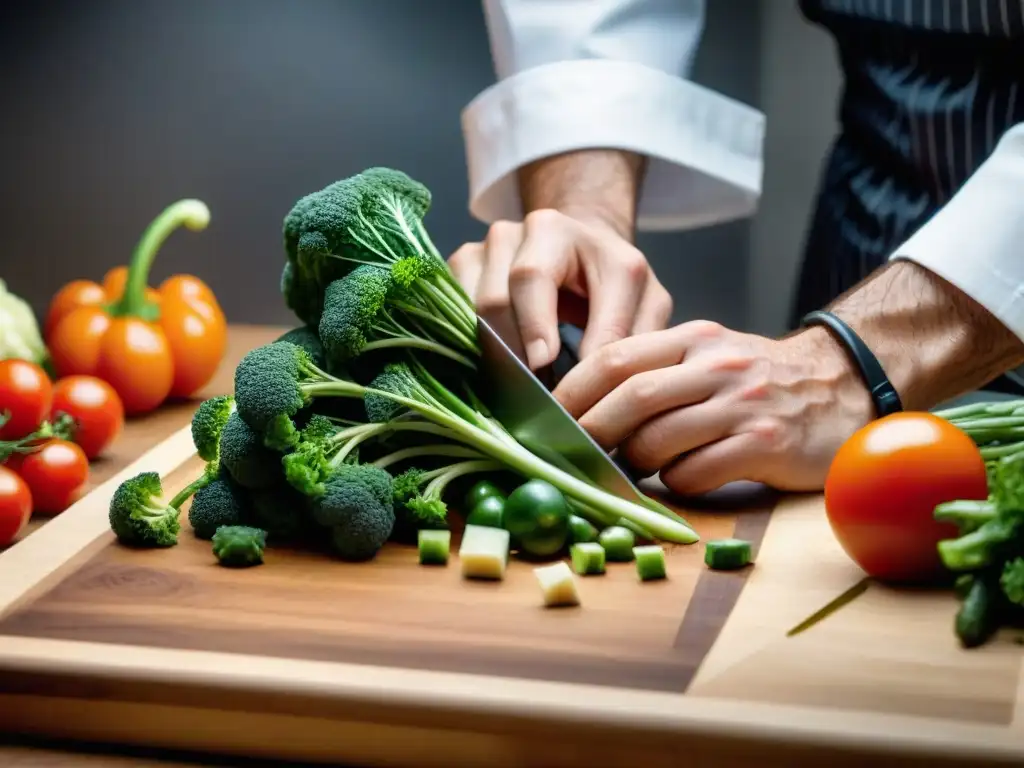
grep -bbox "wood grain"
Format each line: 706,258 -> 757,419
0,455 -> 764,695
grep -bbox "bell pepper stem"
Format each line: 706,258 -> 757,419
109,199 -> 210,318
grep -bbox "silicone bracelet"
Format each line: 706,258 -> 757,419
801,310 -> 903,418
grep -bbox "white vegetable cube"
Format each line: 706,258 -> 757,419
459,524 -> 510,580
533,561 -> 581,607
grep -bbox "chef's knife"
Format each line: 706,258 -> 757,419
475,317 -> 653,506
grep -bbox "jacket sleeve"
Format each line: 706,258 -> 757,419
891,122 -> 1024,343
462,0 -> 765,231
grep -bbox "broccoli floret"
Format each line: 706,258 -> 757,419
190,395 -> 235,463
108,471 -> 206,548
211,525 -> 267,567
188,472 -> 248,540
311,463 -> 394,528
274,326 -> 327,369
233,341 -> 363,450
249,484 -> 310,542
319,265 -> 476,370
219,410 -> 283,490
279,169 -> 477,341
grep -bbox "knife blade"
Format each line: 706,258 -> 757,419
474,317 -> 653,506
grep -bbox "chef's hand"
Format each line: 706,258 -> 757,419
448,211 -> 672,371
552,320 -> 876,495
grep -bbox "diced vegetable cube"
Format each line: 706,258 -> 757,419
459,524 -> 510,580
534,561 -> 581,607
704,538 -> 753,570
633,544 -> 666,581
570,542 -> 606,575
418,529 -> 451,565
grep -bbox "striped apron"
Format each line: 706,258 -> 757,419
789,0 -> 1024,390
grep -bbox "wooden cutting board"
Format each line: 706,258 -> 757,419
0,327 -> 1022,768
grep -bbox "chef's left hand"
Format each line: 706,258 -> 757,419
552,320 -> 877,495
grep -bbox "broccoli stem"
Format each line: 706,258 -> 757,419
372,443 -> 485,469
295,370 -> 699,543
361,336 -> 476,369
109,199 -> 210,319
168,473 -> 214,510
390,300 -> 480,353
420,459 -> 503,499
419,280 -> 477,339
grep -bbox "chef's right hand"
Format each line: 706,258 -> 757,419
448,209 -> 673,371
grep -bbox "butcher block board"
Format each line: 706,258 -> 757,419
0,404 -> 1022,763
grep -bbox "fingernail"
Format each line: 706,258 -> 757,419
525,339 -> 550,370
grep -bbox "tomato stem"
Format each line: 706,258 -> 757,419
109,199 -> 210,319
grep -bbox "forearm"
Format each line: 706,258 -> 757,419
827,261 -> 1024,410
517,150 -> 647,241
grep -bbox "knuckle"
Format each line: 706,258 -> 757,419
616,247 -> 648,279
707,352 -> 755,374
485,219 -> 519,245
474,291 -> 509,316
690,319 -> 725,339
627,372 -> 665,412
447,242 -> 480,270
595,342 -> 634,380
523,208 -> 565,230
507,259 -> 547,284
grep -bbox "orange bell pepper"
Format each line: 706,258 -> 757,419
45,200 -> 227,415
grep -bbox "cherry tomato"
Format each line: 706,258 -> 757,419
51,376 -> 124,459
0,359 -> 52,440
0,466 -> 32,547
824,411 -> 989,584
17,439 -> 90,515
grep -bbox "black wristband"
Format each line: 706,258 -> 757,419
801,310 -> 903,418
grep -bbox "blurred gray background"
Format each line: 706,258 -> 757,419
0,0 -> 840,337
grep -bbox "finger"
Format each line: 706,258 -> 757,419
475,221 -> 526,361
447,242 -> 485,298
577,364 -> 721,450
619,398 -> 740,473
658,427 -> 776,496
507,214 -> 576,370
631,276 -> 674,335
552,327 -> 687,418
577,243 -> 649,359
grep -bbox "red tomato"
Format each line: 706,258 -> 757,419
825,411 -> 989,584
16,439 -> 90,515
51,375 -> 125,459
0,466 -> 31,547
0,359 -> 52,440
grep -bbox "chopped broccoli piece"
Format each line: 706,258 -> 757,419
219,410 -> 283,490
212,525 -> 267,567
274,325 -> 327,369
188,472 -> 248,540
190,395 -> 235,463
108,471 -> 208,548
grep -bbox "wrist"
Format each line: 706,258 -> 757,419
827,261 -> 1024,410
517,149 -> 645,242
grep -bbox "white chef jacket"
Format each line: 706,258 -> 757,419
461,0 -> 1024,343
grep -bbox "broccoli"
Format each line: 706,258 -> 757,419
233,341 -> 364,450
109,471 -> 211,547
311,463 -> 393,528
190,395 -> 235,464
249,483 -> 310,542
218,410 -> 284,490
274,325 -> 327,369
319,265 -> 476,371
393,459 -> 500,528
280,169 -> 477,338
188,471 -> 248,540
212,525 -> 267,567
1001,558 -> 1024,605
